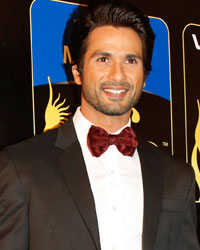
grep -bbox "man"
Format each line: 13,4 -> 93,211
0,1 -> 199,250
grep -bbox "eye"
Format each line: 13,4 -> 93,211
125,58 -> 137,64
97,57 -> 109,63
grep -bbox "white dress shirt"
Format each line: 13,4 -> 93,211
73,107 -> 144,250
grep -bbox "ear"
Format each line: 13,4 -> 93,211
72,65 -> 82,85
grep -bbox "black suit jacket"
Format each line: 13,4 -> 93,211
0,119 -> 199,250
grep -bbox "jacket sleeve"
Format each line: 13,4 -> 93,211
179,170 -> 200,250
0,149 -> 29,250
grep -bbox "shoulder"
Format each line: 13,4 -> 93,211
3,128 -> 58,159
138,139 -> 195,193
0,129 -> 57,179
1,118 -> 75,160
138,139 -> 192,171
0,119 -> 75,173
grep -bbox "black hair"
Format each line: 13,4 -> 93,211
68,0 -> 155,78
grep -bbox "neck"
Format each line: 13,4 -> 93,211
80,106 -> 131,134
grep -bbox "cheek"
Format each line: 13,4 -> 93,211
84,68 -> 104,85
130,69 -> 144,83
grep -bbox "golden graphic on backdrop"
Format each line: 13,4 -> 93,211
131,108 -> 140,123
43,76 -> 71,132
191,99 -> 200,202
63,45 -> 72,64
131,107 -> 158,147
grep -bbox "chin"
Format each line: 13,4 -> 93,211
96,105 -> 130,116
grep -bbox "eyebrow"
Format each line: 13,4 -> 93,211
90,51 -> 143,60
90,51 -> 111,58
126,54 -> 143,60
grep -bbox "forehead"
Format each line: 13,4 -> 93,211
85,25 -> 143,57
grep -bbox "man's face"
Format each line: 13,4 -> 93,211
72,25 -> 145,117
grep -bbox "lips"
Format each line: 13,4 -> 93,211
103,87 -> 128,99
104,89 -> 126,94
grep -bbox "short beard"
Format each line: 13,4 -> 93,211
82,80 -> 142,116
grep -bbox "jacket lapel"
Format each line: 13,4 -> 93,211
137,140 -> 163,250
55,119 -> 101,250
55,120 -> 163,250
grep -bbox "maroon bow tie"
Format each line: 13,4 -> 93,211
87,125 -> 138,157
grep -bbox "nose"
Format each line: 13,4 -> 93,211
108,62 -> 125,82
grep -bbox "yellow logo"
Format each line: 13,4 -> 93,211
191,99 -> 200,202
131,107 -> 140,123
43,76 -> 71,132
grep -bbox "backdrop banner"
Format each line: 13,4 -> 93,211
30,0 -> 172,153
1,0 -> 200,241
